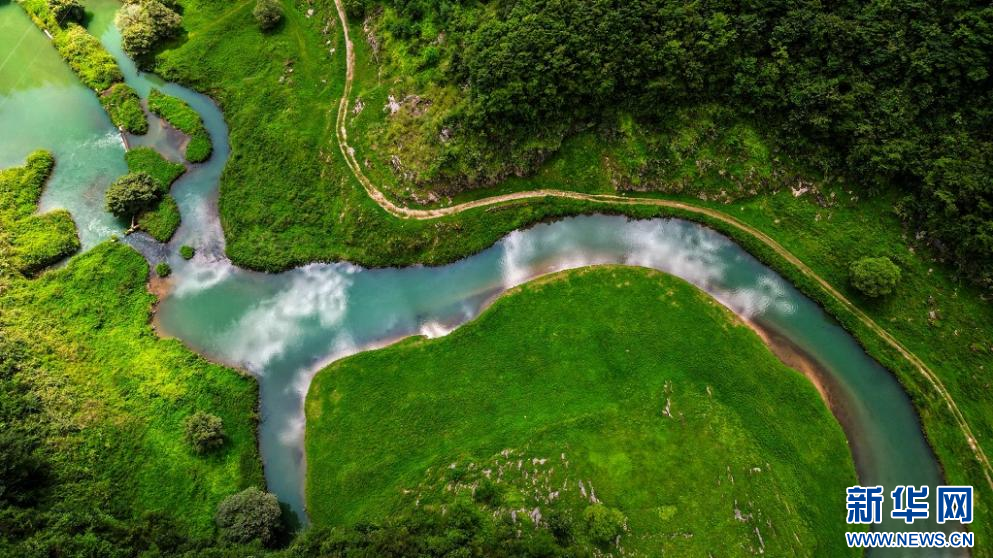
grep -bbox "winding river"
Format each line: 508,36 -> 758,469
0,2 -> 966,553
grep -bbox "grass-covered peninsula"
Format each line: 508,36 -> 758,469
306,266 -> 858,556
17,0 -> 147,133
0,150 -> 79,276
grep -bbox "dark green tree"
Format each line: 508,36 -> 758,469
215,487 -> 282,546
850,257 -> 902,298
48,0 -> 85,25
253,0 -> 283,31
104,172 -> 161,220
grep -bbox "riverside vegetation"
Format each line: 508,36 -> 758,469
306,267 -> 858,556
4,0 -> 993,555
125,147 -> 186,241
17,0 -> 147,133
0,151 -> 79,277
147,2 -> 993,552
0,217 -> 264,553
0,156 -> 859,554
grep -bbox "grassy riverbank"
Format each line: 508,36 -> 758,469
148,89 -> 212,163
126,147 -> 186,241
0,150 -> 79,276
146,0 -> 993,549
306,266 -> 858,556
0,240 -> 264,551
17,0 -> 147,133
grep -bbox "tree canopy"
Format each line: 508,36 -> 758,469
351,0 -> 993,288
104,172 -> 162,219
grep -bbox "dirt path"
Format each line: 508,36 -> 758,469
330,0 -> 993,488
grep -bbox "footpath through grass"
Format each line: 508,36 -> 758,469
306,266 -> 858,556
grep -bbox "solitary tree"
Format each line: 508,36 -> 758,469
215,487 -> 282,546
850,256 -> 901,297
184,411 -> 224,454
253,0 -> 283,31
105,172 -> 161,220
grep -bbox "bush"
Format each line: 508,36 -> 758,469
849,256 -> 901,298
253,0 -> 282,31
105,172 -> 162,219
47,0 -> 84,25
155,262 -> 171,277
115,0 -> 183,62
215,488 -> 282,546
179,245 -> 195,260
583,504 -> 625,547
183,411 -> 224,454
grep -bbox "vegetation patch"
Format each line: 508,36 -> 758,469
125,147 -> 185,241
100,83 -> 148,134
0,150 -> 79,277
148,88 -> 212,163
152,1 -> 993,543
138,193 -> 181,241
306,267 -> 858,556
0,241 -> 263,552
116,0 -> 183,67
126,145 -> 186,187
16,0 -> 148,132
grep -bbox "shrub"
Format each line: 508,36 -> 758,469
215,487 -> 282,546
47,0 -> 84,25
105,172 -> 162,219
155,262 -> 171,277
253,0 -> 282,31
850,256 -> 901,298
179,245 -> 195,259
583,504 -> 625,547
116,0 -> 182,62
184,411 -> 224,454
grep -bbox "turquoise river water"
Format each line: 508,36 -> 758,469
0,2 -> 968,554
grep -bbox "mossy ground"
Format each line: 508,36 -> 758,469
307,266 -> 858,556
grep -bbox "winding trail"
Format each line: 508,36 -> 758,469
330,0 -> 993,489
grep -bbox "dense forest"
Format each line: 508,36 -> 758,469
345,0 -> 993,288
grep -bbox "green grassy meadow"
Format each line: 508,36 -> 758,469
0,241 -> 264,542
306,266 -> 858,556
